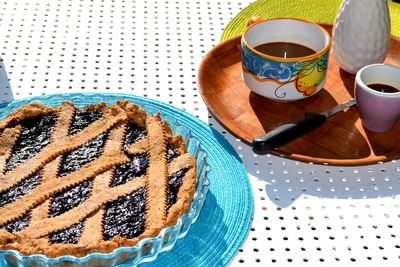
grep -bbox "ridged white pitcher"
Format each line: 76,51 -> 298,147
332,0 -> 390,74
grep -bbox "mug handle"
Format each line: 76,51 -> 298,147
246,16 -> 264,27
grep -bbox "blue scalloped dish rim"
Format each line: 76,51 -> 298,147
0,93 -> 212,267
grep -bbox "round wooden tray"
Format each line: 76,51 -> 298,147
198,24 -> 400,166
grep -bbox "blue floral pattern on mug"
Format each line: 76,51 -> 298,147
241,40 -> 329,97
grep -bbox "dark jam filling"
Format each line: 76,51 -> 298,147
49,180 -> 93,217
68,109 -> 103,135
124,123 -> 147,148
110,153 -> 148,187
49,221 -> 84,244
0,171 -> 41,208
166,144 -> 180,164
6,113 -> 57,171
103,187 -> 146,241
58,132 -> 108,176
167,168 -> 188,211
2,214 -> 30,233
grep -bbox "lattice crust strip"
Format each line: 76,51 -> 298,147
0,100 -> 196,257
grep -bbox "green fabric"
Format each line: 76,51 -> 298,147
221,0 -> 400,41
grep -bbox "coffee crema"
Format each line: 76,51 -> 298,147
367,83 -> 400,93
253,42 -> 316,58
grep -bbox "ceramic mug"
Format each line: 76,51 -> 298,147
241,18 -> 331,102
355,64 -> 400,133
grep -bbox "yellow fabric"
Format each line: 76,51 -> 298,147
221,0 -> 400,41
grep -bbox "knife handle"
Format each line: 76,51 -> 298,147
252,112 -> 326,154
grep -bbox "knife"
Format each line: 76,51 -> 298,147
252,98 -> 356,154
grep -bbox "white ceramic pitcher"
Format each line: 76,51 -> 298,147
332,0 -> 390,74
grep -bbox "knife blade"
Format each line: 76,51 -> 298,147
252,98 -> 356,154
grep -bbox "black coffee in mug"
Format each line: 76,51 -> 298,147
253,42 -> 316,58
367,83 -> 400,93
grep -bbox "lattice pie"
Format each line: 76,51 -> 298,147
0,100 -> 196,257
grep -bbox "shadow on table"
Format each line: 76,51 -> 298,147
207,113 -> 400,208
0,57 -> 13,104
257,154 -> 400,208
140,192 -> 228,267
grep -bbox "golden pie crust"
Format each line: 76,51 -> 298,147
0,100 -> 196,257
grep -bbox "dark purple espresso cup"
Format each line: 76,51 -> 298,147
355,64 -> 400,133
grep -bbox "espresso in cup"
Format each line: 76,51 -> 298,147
355,64 -> 400,132
367,83 -> 400,93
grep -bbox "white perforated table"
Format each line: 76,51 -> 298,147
1,0 -> 400,266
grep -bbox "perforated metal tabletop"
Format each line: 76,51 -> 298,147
1,0 -> 400,266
